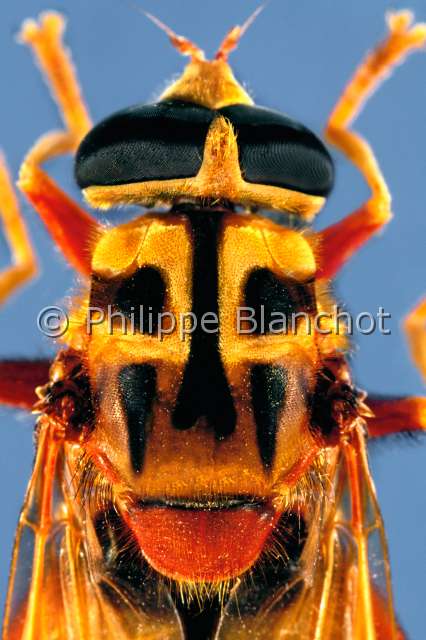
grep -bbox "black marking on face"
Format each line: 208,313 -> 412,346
251,364 -> 288,469
172,211 -> 236,438
244,268 -> 316,335
115,266 -> 166,333
220,104 -> 334,197
119,364 -> 156,473
75,100 -> 215,188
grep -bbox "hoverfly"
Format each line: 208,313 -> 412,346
0,6 -> 425,639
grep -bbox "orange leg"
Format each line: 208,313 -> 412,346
0,156 -> 37,304
404,298 -> 426,383
18,12 -> 100,275
19,11 -> 91,145
318,12 -> 426,279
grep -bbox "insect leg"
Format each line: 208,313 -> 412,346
0,360 -> 50,409
19,11 -> 91,145
18,131 -> 100,275
0,155 -> 37,304
17,13 -> 100,275
365,299 -> 426,438
404,298 -> 426,382
318,12 -> 426,280
366,395 -> 426,437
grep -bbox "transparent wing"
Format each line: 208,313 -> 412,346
334,423 -> 402,640
216,423 -> 402,639
3,418 -> 183,640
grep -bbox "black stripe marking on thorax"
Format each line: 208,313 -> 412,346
251,364 -> 288,469
172,211 -> 236,438
119,364 -> 156,473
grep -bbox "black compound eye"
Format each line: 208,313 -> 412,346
244,268 -> 316,334
220,104 -> 334,197
75,100 -> 216,188
114,267 -> 166,333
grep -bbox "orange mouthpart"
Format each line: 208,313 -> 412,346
125,502 -> 280,582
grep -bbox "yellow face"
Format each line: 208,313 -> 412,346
72,211 -> 333,585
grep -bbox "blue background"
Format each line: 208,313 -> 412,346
0,1 -> 425,636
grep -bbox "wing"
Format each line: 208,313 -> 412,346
2,417 -> 183,640
3,415 -> 402,639
319,422 -> 403,640
216,422 -> 403,639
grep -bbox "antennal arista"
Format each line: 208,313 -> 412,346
215,4 -> 265,61
144,11 -> 205,61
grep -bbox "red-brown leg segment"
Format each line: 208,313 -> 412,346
0,360 -> 51,410
366,298 -> 426,438
17,13 -> 101,276
19,132 -> 100,276
367,396 -> 426,438
317,12 -> 426,280
316,201 -> 390,280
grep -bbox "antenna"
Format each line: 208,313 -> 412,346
215,5 -> 265,61
144,12 -> 205,61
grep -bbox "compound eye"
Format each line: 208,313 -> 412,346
220,104 -> 334,197
244,268 -> 316,334
75,101 -> 215,188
